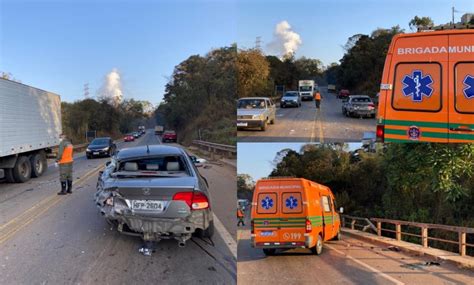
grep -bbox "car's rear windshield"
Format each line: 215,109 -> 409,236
116,155 -> 191,177
90,138 -> 109,145
284,93 -> 298,97
238,99 -> 265,109
352,97 -> 371,103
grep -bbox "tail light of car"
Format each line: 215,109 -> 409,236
172,191 -> 209,210
369,103 -> 375,108
305,219 -> 312,233
376,125 -> 384,142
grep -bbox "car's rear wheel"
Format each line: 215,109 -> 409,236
12,156 -> 32,183
197,220 -> 214,238
30,152 -> 47,178
263,248 -> 276,256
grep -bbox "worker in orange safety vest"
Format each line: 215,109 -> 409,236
56,134 -> 74,195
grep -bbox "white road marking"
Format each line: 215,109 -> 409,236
326,243 -> 405,285
213,213 -> 237,259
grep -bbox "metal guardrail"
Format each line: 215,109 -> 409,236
192,140 -> 236,159
342,215 -> 474,257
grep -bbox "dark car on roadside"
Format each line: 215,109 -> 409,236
162,130 -> 177,143
94,145 -> 214,247
133,132 -> 140,138
86,137 -> 116,159
342,95 -> 376,118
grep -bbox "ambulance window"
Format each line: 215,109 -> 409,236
257,193 -> 277,214
282,192 -> 303,214
392,62 -> 442,112
321,196 -> 331,213
454,62 -> 474,114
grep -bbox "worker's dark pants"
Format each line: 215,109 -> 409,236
315,99 -> 321,108
237,218 -> 245,226
59,162 -> 73,182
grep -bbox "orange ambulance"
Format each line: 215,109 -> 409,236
251,178 -> 341,256
376,28 -> 474,142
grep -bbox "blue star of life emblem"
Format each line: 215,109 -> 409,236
261,196 -> 273,210
285,196 -> 298,209
463,75 -> 474,99
402,70 -> 434,102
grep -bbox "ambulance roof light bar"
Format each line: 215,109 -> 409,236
262,176 -> 296,180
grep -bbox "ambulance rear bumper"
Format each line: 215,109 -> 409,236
251,235 -> 313,248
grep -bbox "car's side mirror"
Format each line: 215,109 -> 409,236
339,207 -> 344,214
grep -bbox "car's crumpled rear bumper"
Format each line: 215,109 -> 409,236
95,191 -> 212,242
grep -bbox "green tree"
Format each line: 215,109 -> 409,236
409,16 -> 434,31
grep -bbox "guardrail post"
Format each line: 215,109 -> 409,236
459,231 -> 466,256
421,227 -> 428,248
351,219 -> 356,230
377,222 -> 381,236
395,224 -> 401,241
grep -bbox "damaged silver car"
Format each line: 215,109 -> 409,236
94,145 -> 214,247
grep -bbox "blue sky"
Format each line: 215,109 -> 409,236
237,0 -> 474,65
0,0 -> 237,103
238,143 -> 361,181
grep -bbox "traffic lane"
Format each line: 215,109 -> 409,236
237,88 -> 376,143
0,162 -> 236,284
319,88 -> 375,142
0,136 -> 140,226
238,101 -> 318,142
237,231 -> 474,285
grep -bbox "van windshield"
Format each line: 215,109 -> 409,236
299,86 -> 312,92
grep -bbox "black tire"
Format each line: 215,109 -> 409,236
281,104 -> 285,108
310,234 -> 323,255
12,156 -> 32,183
30,152 -> 47,178
5,168 -> 15,183
334,230 -> 342,241
197,220 -> 215,238
263,248 -> 276,256
270,118 -> 275,125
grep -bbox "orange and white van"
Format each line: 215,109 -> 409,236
250,178 -> 341,255
376,28 -> 474,142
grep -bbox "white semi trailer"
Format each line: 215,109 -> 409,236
0,78 -> 62,183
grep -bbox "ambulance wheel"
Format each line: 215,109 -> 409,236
311,234 -> 323,255
334,230 -> 341,241
263,248 -> 276,256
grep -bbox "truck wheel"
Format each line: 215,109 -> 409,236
5,169 -> 15,183
31,152 -> 47,178
263,248 -> 276,256
311,234 -> 323,255
12,156 -> 32,183
261,120 -> 267,131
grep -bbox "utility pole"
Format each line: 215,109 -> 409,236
255,36 -> 262,51
452,6 -> 455,25
83,83 -> 89,99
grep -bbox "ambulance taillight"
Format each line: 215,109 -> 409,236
376,125 -> 384,142
251,220 -> 254,234
305,219 -> 312,233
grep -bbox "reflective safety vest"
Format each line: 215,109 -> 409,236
59,144 -> 74,164
314,92 -> 321,100
237,209 -> 244,218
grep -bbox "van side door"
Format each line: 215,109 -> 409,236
321,195 -> 334,241
448,32 -> 474,142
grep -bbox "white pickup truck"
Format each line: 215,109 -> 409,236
0,78 -> 62,183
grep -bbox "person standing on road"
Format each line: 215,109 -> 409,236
314,91 -> 322,109
56,134 -> 74,195
237,208 -> 245,226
